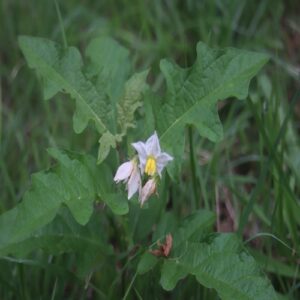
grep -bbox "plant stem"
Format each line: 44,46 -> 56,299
18,264 -> 29,300
122,271 -> 137,300
188,126 -> 199,210
53,0 -> 68,49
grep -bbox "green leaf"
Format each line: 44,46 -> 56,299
19,36 -> 149,163
85,36 -> 130,102
171,209 -> 216,248
137,252 -> 159,275
18,36 -> 109,134
157,212 -> 277,300
96,69 -> 149,163
0,209 -> 115,279
160,260 -> 188,290
117,69 -> 149,134
95,161 -> 129,215
0,208 -> 112,257
97,131 -> 118,164
102,193 -> 129,215
137,210 -> 215,288
157,42 -> 269,176
0,149 -> 128,255
18,35 -> 120,162
152,211 -> 178,242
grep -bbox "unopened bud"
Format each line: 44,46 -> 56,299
139,178 -> 156,206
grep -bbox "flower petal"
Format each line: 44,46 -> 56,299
156,152 -> 173,176
145,131 -> 161,157
127,165 -> 141,199
139,178 -> 156,205
114,161 -> 133,183
132,141 -> 147,172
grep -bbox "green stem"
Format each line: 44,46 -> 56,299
18,264 -> 29,300
53,0 -> 68,49
188,126 -> 199,210
122,271 -> 138,300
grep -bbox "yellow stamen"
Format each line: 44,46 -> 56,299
145,156 -> 156,176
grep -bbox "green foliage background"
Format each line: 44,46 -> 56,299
0,0 -> 300,299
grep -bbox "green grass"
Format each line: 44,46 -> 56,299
1,0 -> 300,298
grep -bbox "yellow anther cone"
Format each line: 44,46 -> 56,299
145,156 -> 156,176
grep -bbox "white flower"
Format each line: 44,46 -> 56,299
139,178 -> 156,206
132,131 -> 173,177
114,159 -> 141,199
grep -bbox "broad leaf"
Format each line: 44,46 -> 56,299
137,252 -> 159,275
19,36 -> 149,163
18,36 -> 109,134
0,208 -> 115,279
0,208 -> 112,257
0,149 -> 128,256
136,210 -> 215,274
157,42 -> 269,176
171,209 -> 216,248
85,36 -> 131,102
157,212 -> 277,300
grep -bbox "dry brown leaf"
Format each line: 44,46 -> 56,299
149,233 -> 173,257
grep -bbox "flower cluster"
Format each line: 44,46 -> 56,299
114,132 -> 173,205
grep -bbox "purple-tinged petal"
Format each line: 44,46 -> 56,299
156,152 -> 173,176
127,165 -> 141,199
139,178 -> 156,205
145,131 -> 161,157
132,141 -> 147,172
114,161 -> 133,183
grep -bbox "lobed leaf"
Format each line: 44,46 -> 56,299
137,210 -> 215,278
18,36 -> 109,133
0,208 -> 112,257
157,42 -> 269,176
0,149 -> 128,256
157,212 -> 277,300
19,36 -> 149,163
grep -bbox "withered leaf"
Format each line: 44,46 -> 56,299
149,234 -> 173,257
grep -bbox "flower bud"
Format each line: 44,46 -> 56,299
139,178 -> 156,206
